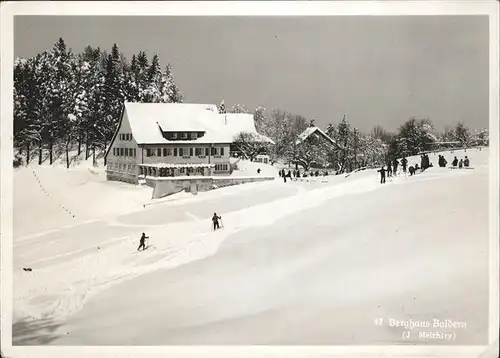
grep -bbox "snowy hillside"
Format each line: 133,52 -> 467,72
13,147 -> 490,345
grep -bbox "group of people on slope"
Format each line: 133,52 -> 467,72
377,152 -> 472,184
279,168 -> 330,183
377,157 -> 408,184
451,155 -> 470,169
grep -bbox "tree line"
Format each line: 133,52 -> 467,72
14,38 -> 183,168
13,38 -> 488,173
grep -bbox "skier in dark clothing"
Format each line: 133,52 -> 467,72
420,155 -> 425,170
441,155 -> 447,167
378,167 -> 386,184
137,232 -> 149,251
387,162 -> 392,177
459,159 -> 463,168
212,213 -> 222,231
392,159 -> 399,176
452,156 -> 458,167
408,166 -> 415,176
401,157 -> 408,173
287,170 -> 292,179
464,156 -> 470,167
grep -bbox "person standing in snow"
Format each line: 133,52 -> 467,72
137,233 -> 149,251
387,162 -> 392,177
459,159 -> 464,168
401,157 -> 408,174
464,156 -> 470,167
408,166 -> 415,176
378,166 -> 386,184
392,159 -> 399,176
212,213 -> 222,231
442,156 -> 448,167
452,156 -> 458,167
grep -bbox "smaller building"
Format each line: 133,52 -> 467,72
254,154 -> 270,164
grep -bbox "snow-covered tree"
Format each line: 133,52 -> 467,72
454,121 -> 472,148
230,103 -> 250,114
253,106 -> 266,133
232,132 -> 269,162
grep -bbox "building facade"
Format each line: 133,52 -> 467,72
105,103 -> 269,184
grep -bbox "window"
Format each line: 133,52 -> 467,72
191,132 -> 197,140
146,149 -> 152,157
195,148 -> 202,156
163,148 -> 171,156
157,148 -> 162,157
173,148 -> 178,156
205,148 -> 209,156
125,148 -> 129,156
179,148 -> 184,156
171,132 -> 177,139
181,132 -> 188,139
211,147 -> 216,156
189,148 -> 193,156
113,148 -> 116,156
127,134 -> 132,141
132,148 -> 136,157
119,134 -> 122,141
215,164 -> 228,171
179,167 -> 185,174
120,148 -> 124,156
221,147 -> 225,156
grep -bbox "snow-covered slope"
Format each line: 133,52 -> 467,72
12,148 -> 491,345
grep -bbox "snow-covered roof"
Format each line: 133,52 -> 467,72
221,113 -> 275,144
296,126 -> 337,147
122,102 -> 274,146
124,102 -> 233,145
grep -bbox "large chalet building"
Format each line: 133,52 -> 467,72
104,102 -> 273,184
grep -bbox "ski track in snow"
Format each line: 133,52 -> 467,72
13,150 -> 485,326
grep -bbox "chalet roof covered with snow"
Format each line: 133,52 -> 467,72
122,102 -> 274,145
296,126 -> 337,147
125,102 -> 233,144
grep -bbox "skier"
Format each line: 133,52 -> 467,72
401,156 -> 408,174
408,166 -> 415,176
420,155 -> 425,170
442,156 -> 447,167
452,156 -> 458,167
464,156 -> 470,167
387,162 -> 392,177
459,159 -> 464,168
377,166 -> 386,184
392,158 -> 399,176
212,212 -> 222,231
257,168 -> 261,174
137,232 -> 149,251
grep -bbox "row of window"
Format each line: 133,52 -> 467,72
113,147 -> 137,157
108,162 -> 137,174
146,147 -> 225,158
166,132 -> 198,140
215,164 -> 229,171
119,133 -> 133,141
